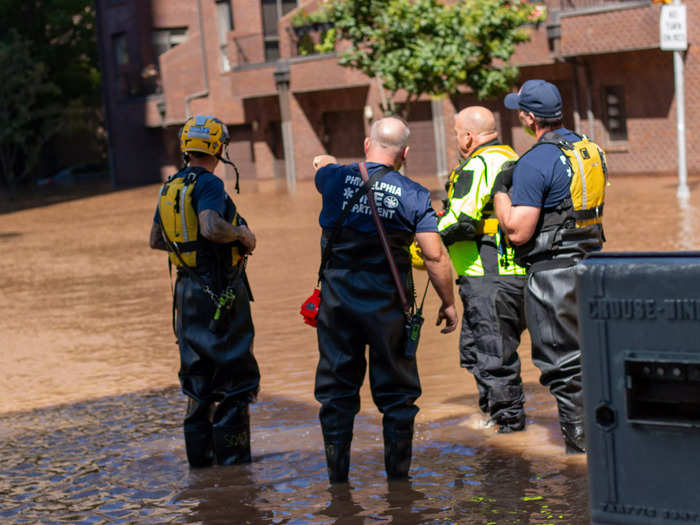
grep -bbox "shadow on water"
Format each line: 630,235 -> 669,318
0,386 -> 588,524
0,181 -> 115,215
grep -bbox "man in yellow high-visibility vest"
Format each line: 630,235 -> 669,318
438,106 -> 527,433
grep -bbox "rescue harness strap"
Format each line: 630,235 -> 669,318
573,204 -> 604,221
159,221 -> 247,307
316,166 -> 392,285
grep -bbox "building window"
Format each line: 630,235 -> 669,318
113,32 -> 129,67
261,0 -> 297,62
152,28 -> 188,59
603,85 -> 627,141
112,32 -> 135,96
216,1 -> 234,71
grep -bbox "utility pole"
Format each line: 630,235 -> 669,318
431,99 -> 448,187
274,63 -> 297,194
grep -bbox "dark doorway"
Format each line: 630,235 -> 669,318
322,110 -> 365,165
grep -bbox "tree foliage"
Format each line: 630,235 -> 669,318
0,32 -> 62,192
0,0 -> 102,191
0,0 -> 101,106
328,0 -> 545,114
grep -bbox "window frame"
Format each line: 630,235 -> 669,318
602,84 -> 628,142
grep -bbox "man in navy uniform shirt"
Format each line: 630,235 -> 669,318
494,80 -> 606,454
312,116 -> 458,483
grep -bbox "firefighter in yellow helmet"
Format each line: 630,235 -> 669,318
149,115 -> 260,467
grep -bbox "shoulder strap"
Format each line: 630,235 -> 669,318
317,165 -> 392,284
527,130 -> 575,154
158,221 -> 210,291
358,162 -> 412,314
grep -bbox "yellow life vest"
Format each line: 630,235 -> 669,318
540,132 -> 607,228
514,132 -> 607,265
157,169 -> 242,269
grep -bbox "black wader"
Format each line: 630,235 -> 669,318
523,258 -> 584,452
517,223 -> 603,453
315,229 -> 418,482
176,271 -> 260,466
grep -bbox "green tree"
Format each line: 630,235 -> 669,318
0,0 -> 102,191
0,32 -> 62,193
328,0 -> 545,115
0,0 -> 101,106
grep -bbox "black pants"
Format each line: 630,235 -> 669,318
175,274 -> 260,431
524,263 -> 583,424
315,268 -> 420,443
458,274 -> 526,425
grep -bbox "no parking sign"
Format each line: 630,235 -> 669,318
660,4 -> 688,51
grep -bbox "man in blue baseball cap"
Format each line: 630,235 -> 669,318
504,79 -> 563,119
492,79 -> 608,454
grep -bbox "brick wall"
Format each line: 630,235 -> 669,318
98,0 -> 700,187
561,4 -> 662,56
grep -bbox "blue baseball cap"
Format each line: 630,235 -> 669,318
504,79 -> 562,119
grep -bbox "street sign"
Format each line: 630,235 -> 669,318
660,4 -> 688,51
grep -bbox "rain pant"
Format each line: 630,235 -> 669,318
314,228 -> 419,444
458,265 -> 526,427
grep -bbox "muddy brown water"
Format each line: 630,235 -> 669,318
1,174 -> 698,524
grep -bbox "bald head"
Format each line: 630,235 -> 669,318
365,116 -> 410,167
454,106 -> 498,158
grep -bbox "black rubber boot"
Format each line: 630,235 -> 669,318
496,415 -> 526,434
213,403 -> 252,465
184,398 -> 214,468
213,425 -> 251,465
324,441 -> 351,483
184,422 -> 214,468
561,421 -> 586,454
384,438 -> 412,480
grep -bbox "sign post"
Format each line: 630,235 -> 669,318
660,1 -> 689,199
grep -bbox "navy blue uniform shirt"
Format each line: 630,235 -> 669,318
316,162 -> 438,234
510,128 -> 579,209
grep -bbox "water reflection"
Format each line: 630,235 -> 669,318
0,177 -> 615,523
1,386 -> 587,524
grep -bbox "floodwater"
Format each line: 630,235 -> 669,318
1,173 -> 699,524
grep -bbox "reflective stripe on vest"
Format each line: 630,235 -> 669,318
158,170 -> 242,269
439,144 -> 525,277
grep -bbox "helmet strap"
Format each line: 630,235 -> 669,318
217,153 -> 240,194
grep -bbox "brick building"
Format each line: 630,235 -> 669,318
95,0 -> 698,189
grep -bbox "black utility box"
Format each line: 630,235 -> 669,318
578,252 -> 700,525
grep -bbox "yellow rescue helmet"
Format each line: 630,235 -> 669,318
409,241 -> 426,270
179,115 -> 230,157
